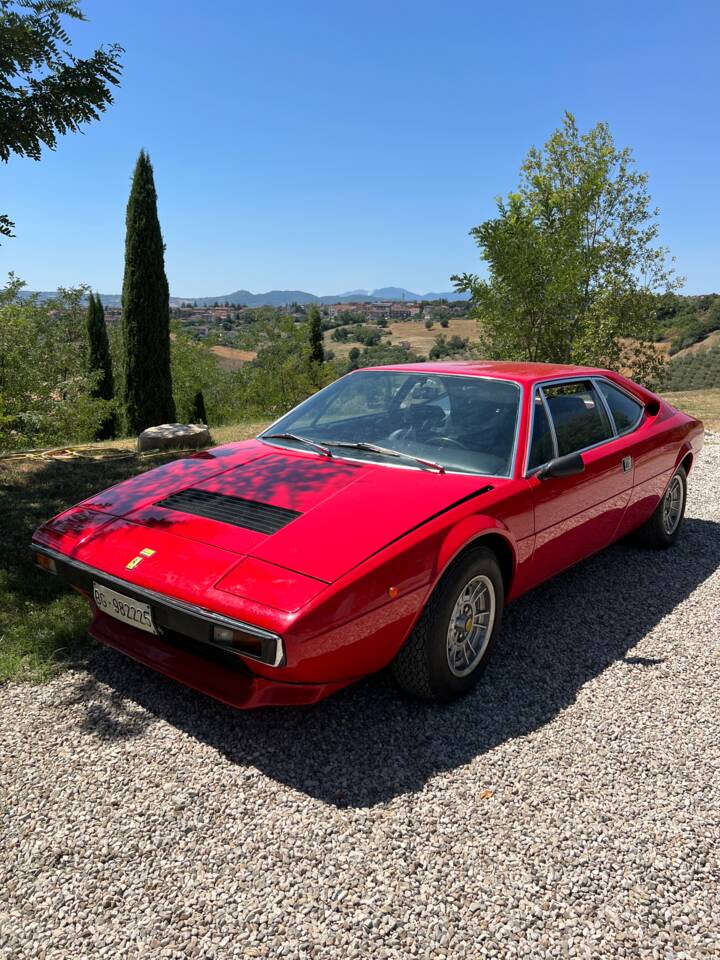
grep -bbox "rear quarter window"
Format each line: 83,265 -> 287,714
542,380 -> 613,456
596,380 -> 643,433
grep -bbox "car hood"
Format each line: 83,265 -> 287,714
77,441 -> 498,582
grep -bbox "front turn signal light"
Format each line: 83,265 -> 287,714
213,625 -> 264,657
34,552 -> 57,574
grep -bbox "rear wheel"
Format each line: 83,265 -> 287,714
633,465 -> 687,549
392,546 -> 504,703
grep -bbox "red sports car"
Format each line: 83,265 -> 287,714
32,361 -> 703,707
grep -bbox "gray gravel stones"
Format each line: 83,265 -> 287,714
1,443 -> 719,959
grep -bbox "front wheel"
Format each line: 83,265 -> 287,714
633,465 -> 687,549
392,546 -> 504,703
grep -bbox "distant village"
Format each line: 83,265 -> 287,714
103,297 -> 471,343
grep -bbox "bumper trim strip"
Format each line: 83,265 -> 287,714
31,543 -> 285,668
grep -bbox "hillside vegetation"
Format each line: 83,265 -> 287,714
656,293 -> 720,355
663,343 -> 720,391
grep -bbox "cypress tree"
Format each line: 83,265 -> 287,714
121,150 -> 175,433
191,389 -> 208,425
87,292 -> 117,439
308,304 -> 324,364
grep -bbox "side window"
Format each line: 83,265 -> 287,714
528,395 -> 555,470
596,380 -> 643,434
542,380 -> 613,456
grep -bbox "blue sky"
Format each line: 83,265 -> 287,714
3,0 -> 719,296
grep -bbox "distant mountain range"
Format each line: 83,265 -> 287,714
20,286 -> 469,307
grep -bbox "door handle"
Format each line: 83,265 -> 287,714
621,456 -> 633,472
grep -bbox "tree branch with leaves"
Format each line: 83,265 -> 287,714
0,0 -> 122,238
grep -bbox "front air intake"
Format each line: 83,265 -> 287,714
156,488 -> 301,534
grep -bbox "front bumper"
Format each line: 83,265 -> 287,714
30,544 -> 351,707
90,612 -> 352,708
32,544 -> 284,667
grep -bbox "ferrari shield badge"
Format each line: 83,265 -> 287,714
126,548 -> 156,570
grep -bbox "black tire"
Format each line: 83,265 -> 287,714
632,465 -> 687,550
392,546 -> 504,703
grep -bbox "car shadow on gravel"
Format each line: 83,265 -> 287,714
73,517 -> 720,808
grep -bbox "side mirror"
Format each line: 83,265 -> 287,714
536,452 -> 585,481
645,399 -> 660,416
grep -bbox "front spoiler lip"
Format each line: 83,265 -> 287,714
89,612 -> 352,709
31,542 -> 285,669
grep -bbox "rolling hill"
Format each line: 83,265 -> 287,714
183,287 -> 469,307
19,286 -> 469,307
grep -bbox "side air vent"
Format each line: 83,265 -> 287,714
156,488 -> 301,535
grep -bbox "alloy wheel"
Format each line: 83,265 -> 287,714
662,474 -> 684,536
446,574 -> 496,677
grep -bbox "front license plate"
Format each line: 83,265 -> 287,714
93,582 -> 157,635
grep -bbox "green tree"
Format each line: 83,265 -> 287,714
307,303 -> 325,363
0,279 -> 112,450
348,342 -> 424,370
238,317 -> 323,417
121,150 -> 175,432
355,325 -> 382,346
0,1 -> 122,238
169,328 -> 226,423
86,292 -> 116,439
429,334 -> 471,360
452,113 -> 680,385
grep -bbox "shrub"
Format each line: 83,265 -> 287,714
190,390 -> 208,425
0,281 -> 113,451
170,328 -> 234,425
429,334 -> 471,360
345,342 -> 423,369
354,325 -> 382,346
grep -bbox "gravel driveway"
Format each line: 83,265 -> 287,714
1,442 -> 719,960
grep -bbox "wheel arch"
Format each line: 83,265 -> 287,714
678,449 -> 693,474
674,435 -> 696,475
434,519 -> 516,599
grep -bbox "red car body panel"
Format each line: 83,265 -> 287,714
32,361 -> 704,708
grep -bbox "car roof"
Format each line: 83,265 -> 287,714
354,359 -> 610,385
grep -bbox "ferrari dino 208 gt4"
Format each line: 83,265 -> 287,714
32,362 -> 703,707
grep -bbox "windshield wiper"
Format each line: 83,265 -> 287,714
262,433 -> 333,458
321,440 -> 445,474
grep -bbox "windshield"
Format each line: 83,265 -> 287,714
260,370 -> 521,477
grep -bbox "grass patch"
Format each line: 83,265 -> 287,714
0,421 -> 268,684
662,389 -> 720,432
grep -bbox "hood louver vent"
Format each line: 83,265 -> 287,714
156,488 -> 301,534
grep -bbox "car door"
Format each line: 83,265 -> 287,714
525,378 -> 637,585
594,377 -> 673,537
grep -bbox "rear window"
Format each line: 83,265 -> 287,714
542,381 -> 613,456
596,380 -> 643,434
